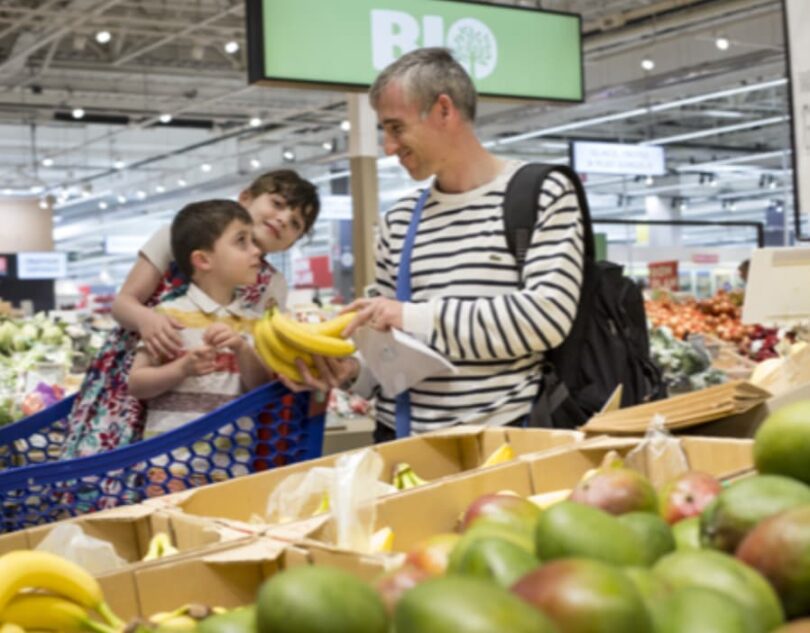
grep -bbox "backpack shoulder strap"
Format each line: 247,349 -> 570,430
503,163 -> 596,271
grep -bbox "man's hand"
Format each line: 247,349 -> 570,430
340,297 -> 404,337
181,346 -> 217,377
139,311 -> 184,360
203,323 -> 245,352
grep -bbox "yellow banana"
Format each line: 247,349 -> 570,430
0,594 -> 113,633
143,532 -> 179,561
0,623 -> 25,633
258,317 -> 315,368
311,490 -> 330,516
392,463 -> 428,490
0,551 -> 121,628
482,443 -> 515,467
154,615 -> 198,631
254,326 -> 308,383
305,311 -> 357,337
270,310 -> 355,357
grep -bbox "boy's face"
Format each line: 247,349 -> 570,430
240,191 -> 307,253
203,219 -> 262,288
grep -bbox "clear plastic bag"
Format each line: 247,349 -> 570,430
625,414 -> 689,488
35,523 -> 127,574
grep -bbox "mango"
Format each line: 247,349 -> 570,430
653,549 -> 784,633
700,474 -> 810,552
535,501 -> 645,566
623,567 -> 671,619
448,536 -> 539,588
618,512 -> 675,565
394,576 -> 558,633
197,606 -> 256,633
754,401 -> 810,485
672,516 -> 701,550
570,467 -> 657,515
650,587 -> 750,633
512,558 -> 652,633
736,504 -> 810,618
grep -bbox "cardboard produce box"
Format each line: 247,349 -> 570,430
0,503 -> 250,571
291,435 -> 752,555
152,426 -> 582,526
97,536 -> 389,622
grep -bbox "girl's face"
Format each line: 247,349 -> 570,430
240,191 -> 306,254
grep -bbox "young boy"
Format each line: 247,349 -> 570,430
128,199 -> 270,437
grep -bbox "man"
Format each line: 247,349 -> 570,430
292,48 -> 584,441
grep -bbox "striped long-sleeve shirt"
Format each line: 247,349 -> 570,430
364,160 -> 584,433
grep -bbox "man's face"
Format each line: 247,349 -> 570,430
207,218 -> 262,287
376,82 -> 442,181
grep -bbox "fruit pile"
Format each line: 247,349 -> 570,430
194,400 -> 810,633
253,310 -> 356,383
645,290 -> 786,361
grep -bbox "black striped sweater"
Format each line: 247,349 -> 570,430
355,160 -> 585,433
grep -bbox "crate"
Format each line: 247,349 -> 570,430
0,382 -> 324,532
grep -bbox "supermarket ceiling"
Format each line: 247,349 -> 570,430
0,0 -> 794,269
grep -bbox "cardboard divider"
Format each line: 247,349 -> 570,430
97,536 -> 388,622
155,427 -> 582,525
0,504 -> 249,571
290,435 -> 752,557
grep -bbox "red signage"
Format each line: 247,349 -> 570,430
691,253 -> 719,264
648,260 -> 679,291
292,255 -> 333,289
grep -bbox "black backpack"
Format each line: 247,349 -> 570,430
504,163 -> 666,429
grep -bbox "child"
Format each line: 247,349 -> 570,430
128,199 -> 270,437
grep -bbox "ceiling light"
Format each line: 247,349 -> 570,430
95,30 -> 111,44
117,194 -> 127,204
41,157 -> 54,167
340,120 -> 351,132
136,190 -> 147,200
282,149 -> 295,162
177,178 -> 187,187
249,116 -> 262,127
39,199 -> 49,210
159,113 -> 172,124
30,185 -> 43,194
679,200 -> 688,211
641,115 -> 787,146
641,58 -> 655,71
2,189 -> 11,195
716,37 -> 730,51
224,41 -> 240,54
155,184 -> 165,193
72,107 -> 85,119
322,140 -> 335,151
645,175 -> 654,186
98,201 -> 108,210
113,160 -> 125,170
769,179 -> 778,189
201,163 -> 212,173
250,158 -> 261,170
729,202 -> 737,211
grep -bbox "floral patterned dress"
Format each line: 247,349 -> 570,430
60,261 -> 280,459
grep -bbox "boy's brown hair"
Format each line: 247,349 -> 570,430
171,199 -> 252,279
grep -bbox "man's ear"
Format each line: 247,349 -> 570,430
190,249 -> 212,272
435,94 -> 455,122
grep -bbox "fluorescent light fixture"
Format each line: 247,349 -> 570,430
700,109 -> 745,119
645,175 -> 654,186
249,116 -> 262,127
136,190 -> 147,200
322,140 -> 335,151
201,163 -> 212,172
99,201 -> 108,210
177,178 -> 187,187
250,158 -> 261,170
159,113 -> 172,124
30,186 -> 44,194
41,158 -> 54,167
72,107 -> 85,119
39,199 -> 49,210
95,30 -> 111,44
224,41 -> 239,54
641,58 -> 655,71
340,120 -> 351,132
716,37 -> 730,50
282,149 -> 295,162
117,194 -> 127,204
642,116 -> 787,146
113,160 -> 125,170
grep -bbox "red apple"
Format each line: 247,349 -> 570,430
459,494 -> 541,534
404,532 -> 460,576
659,471 -> 722,525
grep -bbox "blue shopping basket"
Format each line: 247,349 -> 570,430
0,382 -> 324,533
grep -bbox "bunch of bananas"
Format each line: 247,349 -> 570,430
142,532 -> 179,562
0,550 -> 123,633
392,463 -> 429,491
147,603 -> 221,631
481,442 -> 516,467
253,310 -> 357,383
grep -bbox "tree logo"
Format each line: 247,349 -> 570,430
447,18 -> 498,80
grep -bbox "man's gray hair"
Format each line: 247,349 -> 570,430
369,48 -> 477,122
